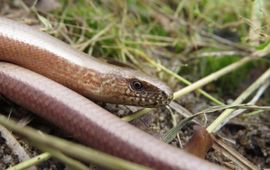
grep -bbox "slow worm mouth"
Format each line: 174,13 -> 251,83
120,89 -> 174,107
124,95 -> 172,107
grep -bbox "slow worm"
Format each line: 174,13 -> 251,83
0,17 -> 224,169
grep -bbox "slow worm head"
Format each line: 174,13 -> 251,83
0,17 -> 173,107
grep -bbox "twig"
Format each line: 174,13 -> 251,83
0,125 -> 36,170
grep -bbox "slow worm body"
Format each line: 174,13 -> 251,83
0,17 -> 173,107
0,17 -> 224,169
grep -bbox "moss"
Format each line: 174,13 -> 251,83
199,56 -> 255,95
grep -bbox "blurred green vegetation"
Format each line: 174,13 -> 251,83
50,0 -> 270,97
199,56 -> 255,95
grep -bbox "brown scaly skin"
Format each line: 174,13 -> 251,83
0,17 -> 226,169
0,63 -> 225,170
0,17 -> 172,107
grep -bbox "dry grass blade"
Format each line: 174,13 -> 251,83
213,137 -> 258,170
0,115 -> 151,170
248,0 -> 265,46
124,56 -> 253,122
0,125 -> 36,170
161,113 -> 200,143
207,68 -> 270,133
7,153 -> 50,170
127,47 -> 224,105
33,145 -> 89,170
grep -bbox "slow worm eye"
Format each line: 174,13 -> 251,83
130,80 -> 143,91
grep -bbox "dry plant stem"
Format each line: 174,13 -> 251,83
212,138 -> 258,170
0,125 -> 35,168
151,9 -> 254,53
79,22 -> 114,52
8,146 -> 89,170
207,68 -> 270,133
173,57 -> 252,99
227,81 -> 269,120
127,47 -> 224,105
169,101 -> 200,120
197,104 -> 270,115
248,0 -> 265,46
199,31 -> 254,53
198,51 -> 246,58
121,108 -> 152,122
125,56 -> 252,121
7,153 -> 50,170
162,112 -> 203,143
163,103 -> 258,169
34,144 -> 89,170
243,110 -> 264,117
0,115 -> 151,170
